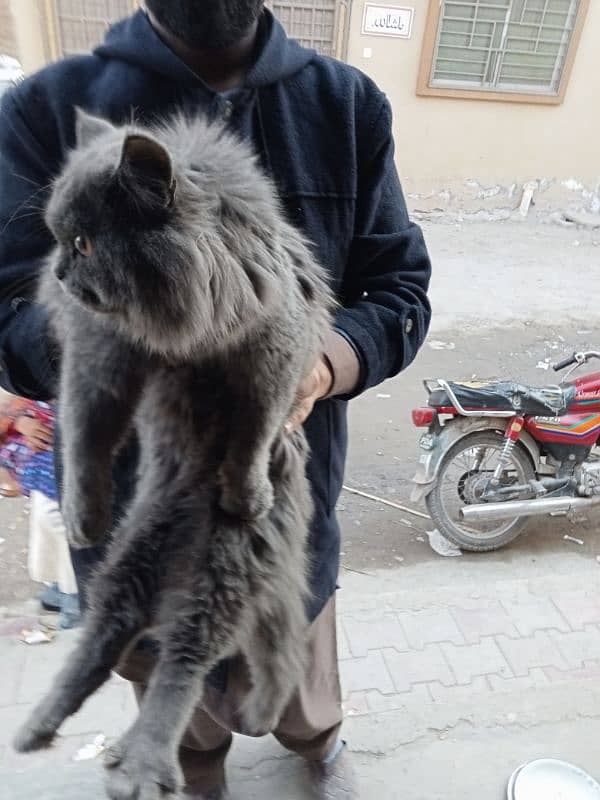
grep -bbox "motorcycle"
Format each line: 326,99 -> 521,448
411,351 -> 600,552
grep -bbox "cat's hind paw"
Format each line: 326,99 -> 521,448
238,689 -> 284,737
104,736 -> 182,800
13,719 -> 58,752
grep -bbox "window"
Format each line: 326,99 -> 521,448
417,0 -> 590,104
266,0 -> 350,58
46,0 -> 349,61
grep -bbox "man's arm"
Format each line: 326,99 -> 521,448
287,95 -> 430,430
0,88 -> 58,399
331,95 -> 431,397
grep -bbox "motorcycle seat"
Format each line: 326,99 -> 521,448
428,380 -> 576,417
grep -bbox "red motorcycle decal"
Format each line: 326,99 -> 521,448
526,414 -> 600,445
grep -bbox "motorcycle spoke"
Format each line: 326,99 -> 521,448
438,442 -> 529,541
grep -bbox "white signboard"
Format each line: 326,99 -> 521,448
362,4 -> 414,38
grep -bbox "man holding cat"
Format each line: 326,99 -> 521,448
0,1 -> 431,797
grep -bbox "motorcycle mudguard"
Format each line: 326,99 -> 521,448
410,417 -> 542,503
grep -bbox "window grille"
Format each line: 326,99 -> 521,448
51,0 -> 349,60
430,0 -> 581,95
54,0 -> 137,57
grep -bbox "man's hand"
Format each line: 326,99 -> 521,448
14,416 -> 53,452
286,357 -> 334,434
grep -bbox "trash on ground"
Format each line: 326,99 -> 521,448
376,393 -> 391,399
0,537 -> 5,545
73,734 -> 106,762
427,529 -> 463,557
429,340 -> 456,351
536,361 -> 550,370
394,556 -> 405,563
342,485 -> 430,520
563,534 -> 584,546
20,628 -> 55,645
416,535 -> 425,542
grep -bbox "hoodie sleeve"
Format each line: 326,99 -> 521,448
0,90 -> 58,400
333,96 -> 431,397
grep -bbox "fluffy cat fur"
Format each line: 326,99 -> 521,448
13,109 -> 333,800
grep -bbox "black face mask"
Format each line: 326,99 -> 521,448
145,0 -> 264,49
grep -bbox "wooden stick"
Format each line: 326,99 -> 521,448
341,485 -> 431,521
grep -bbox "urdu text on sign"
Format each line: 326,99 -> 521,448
362,4 -> 414,38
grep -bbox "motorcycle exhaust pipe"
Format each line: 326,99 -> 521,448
460,495 -> 600,523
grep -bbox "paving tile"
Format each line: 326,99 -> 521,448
366,684 -> 432,713
343,611 -> 408,658
488,667 -> 550,693
0,703 -> 33,746
451,600 -> 518,644
549,626 -> 600,670
342,691 -> 370,718
496,631 -> 568,677
339,650 -> 395,696
544,661 -> 600,683
0,640 -> 26,707
336,617 -> 352,661
61,679 -> 135,737
501,596 -> 570,636
16,632 -> 78,704
552,590 -> 600,631
0,732 -> 89,773
441,638 -> 512,684
429,676 -> 491,704
398,608 -> 464,650
383,644 -> 455,692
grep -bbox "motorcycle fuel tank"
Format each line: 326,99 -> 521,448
526,372 -> 600,445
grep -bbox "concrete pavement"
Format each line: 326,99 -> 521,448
4,557 -> 600,799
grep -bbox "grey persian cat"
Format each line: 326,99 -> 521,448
13,109 -> 332,800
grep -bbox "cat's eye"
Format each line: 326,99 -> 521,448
73,235 -> 92,257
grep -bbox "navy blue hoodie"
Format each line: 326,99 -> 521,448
0,9 -> 431,619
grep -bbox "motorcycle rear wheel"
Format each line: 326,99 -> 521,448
426,430 -> 536,552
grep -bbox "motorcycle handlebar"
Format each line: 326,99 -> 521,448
553,354 -> 578,372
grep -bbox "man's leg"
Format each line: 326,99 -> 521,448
273,594 -> 358,799
272,594 -> 343,760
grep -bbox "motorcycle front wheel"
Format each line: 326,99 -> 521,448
426,430 -> 536,552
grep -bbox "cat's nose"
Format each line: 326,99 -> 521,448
54,262 -> 68,281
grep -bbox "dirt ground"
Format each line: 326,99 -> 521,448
1,218 -> 599,608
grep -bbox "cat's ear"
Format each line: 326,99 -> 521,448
118,134 -> 175,207
74,107 -> 114,147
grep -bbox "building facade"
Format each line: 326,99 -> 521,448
2,0 -> 597,217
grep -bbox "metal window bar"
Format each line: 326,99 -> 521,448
50,0 -> 346,60
53,0 -> 137,57
430,0 -> 580,94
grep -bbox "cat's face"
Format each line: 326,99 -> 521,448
45,110 -> 203,348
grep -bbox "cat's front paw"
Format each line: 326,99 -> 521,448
62,494 -> 110,549
104,735 -> 182,800
219,475 -> 274,521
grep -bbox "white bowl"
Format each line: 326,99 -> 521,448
508,759 -> 600,800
